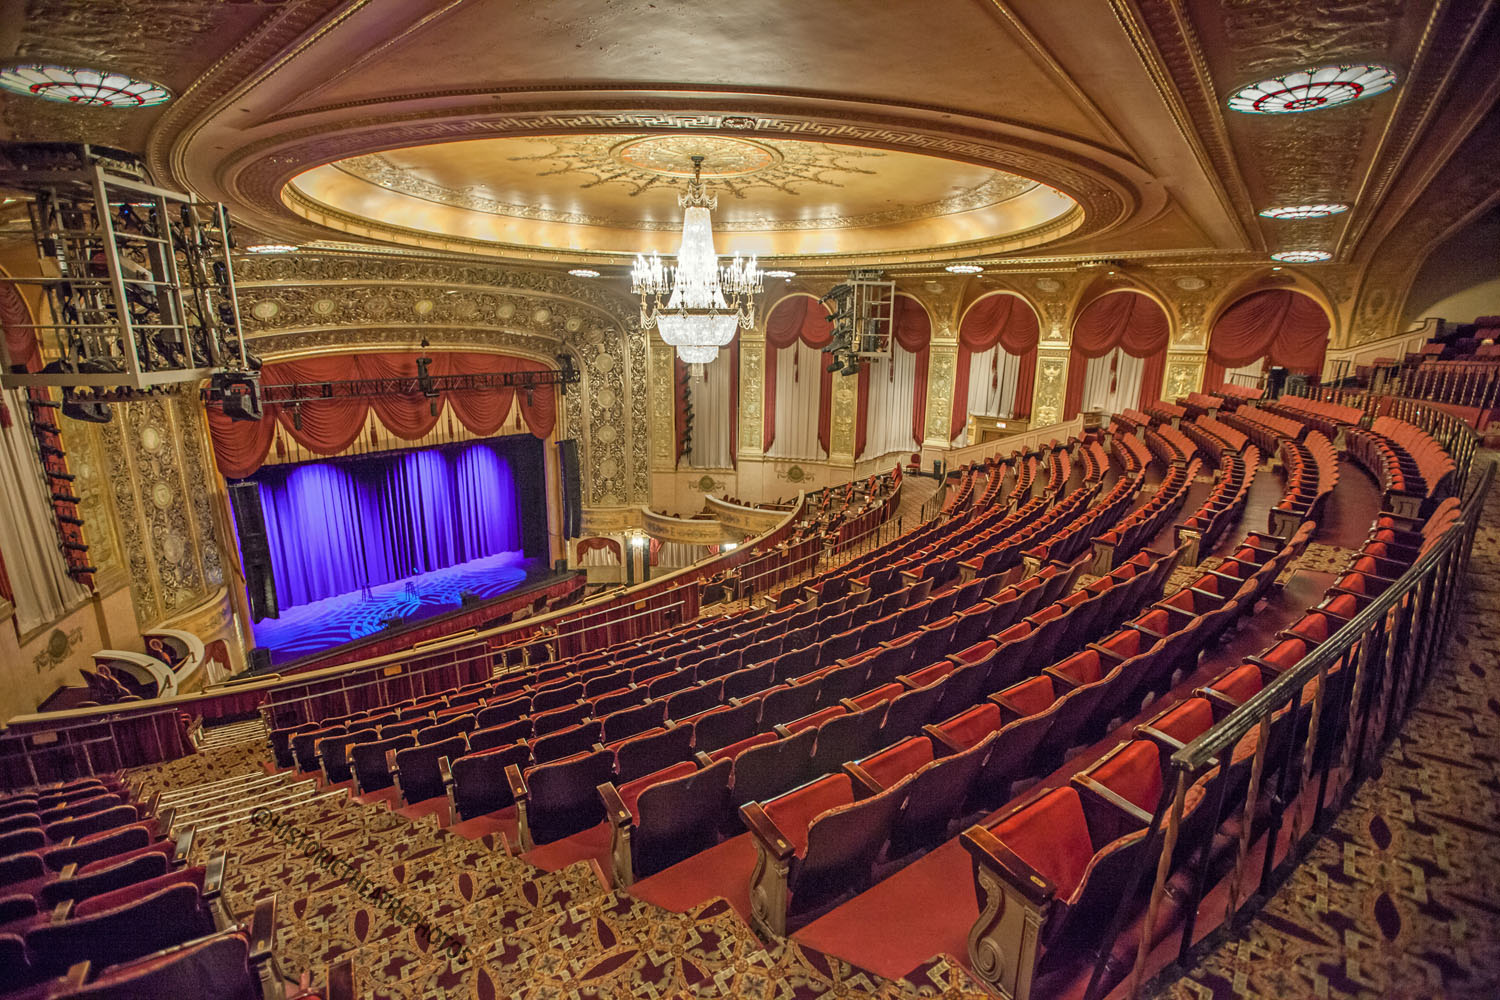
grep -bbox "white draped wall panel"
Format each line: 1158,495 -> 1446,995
1081,348 -> 1146,416
581,546 -> 619,566
766,339 -> 825,460
656,542 -> 711,568
953,346 -> 1022,446
862,343 -> 920,459
1223,357 -> 1265,388
0,389 -> 89,631
687,350 -> 732,468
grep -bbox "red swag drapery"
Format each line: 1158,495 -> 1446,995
1203,290 -> 1330,389
1,280 -> 40,374
856,295 -> 931,459
763,296 -> 833,454
1064,292 -> 1170,419
673,338 -> 738,467
207,352 -> 557,479
952,294 -> 1039,438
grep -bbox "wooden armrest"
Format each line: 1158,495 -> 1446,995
504,763 -> 528,802
62,961 -> 90,989
841,762 -> 883,797
1087,641 -> 1131,664
58,862 -> 78,881
1072,774 -> 1153,827
203,852 -> 228,900
172,826 -> 196,865
959,825 -> 1055,906
1187,586 -> 1227,605
1127,624 -> 1167,642
325,959 -> 356,1000
1132,723 -> 1186,752
839,698 -> 863,713
772,724 -> 792,739
1194,686 -> 1245,715
988,692 -> 1029,724
922,723 -> 967,755
154,805 -> 177,838
384,748 -> 400,781
1327,586 -> 1374,604
739,802 -> 796,862
693,751 -> 713,768
143,790 -> 162,819
52,899 -> 74,923
439,756 -> 454,791
248,895 -> 277,965
598,781 -> 631,827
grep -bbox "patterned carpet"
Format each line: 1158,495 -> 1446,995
1150,459 -> 1500,1000
127,741 -> 990,999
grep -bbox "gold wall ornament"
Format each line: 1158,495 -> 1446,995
829,368 -> 859,461
1031,349 -> 1071,427
649,330 -> 676,470
924,345 -> 958,448
739,340 -> 765,455
1165,353 -> 1208,398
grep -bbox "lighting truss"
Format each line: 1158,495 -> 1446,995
0,143 -> 252,398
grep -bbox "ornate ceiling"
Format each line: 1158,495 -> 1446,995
0,0 -> 1495,292
286,134 -> 1078,262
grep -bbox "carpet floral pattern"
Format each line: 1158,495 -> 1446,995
1150,460 -> 1500,1000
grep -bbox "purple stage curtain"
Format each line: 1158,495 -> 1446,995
248,440 -> 523,608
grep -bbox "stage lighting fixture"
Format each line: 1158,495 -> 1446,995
415,356 -> 438,397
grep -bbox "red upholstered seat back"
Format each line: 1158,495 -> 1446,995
1001,675 -> 1057,715
992,787 -> 1093,899
618,761 -> 699,825
1052,650 -> 1105,686
764,774 -> 855,858
1087,741 -> 1163,814
61,929 -> 257,1000
858,736 -> 935,789
935,703 -> 1002,750
73,866 -> 206,919
1150,697 -> 1214,744
1212,664 -> 1264,704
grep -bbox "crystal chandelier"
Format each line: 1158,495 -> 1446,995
632,155 -> 761,373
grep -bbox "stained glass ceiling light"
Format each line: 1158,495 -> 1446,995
1228,64 -> 1396,114
1260,203 -> 1350,220
245,244 -> 297,254
1271,250 -> 1333,263
567,268 -> 600,278
0,64 -> 171,108
945,264 -> 984,274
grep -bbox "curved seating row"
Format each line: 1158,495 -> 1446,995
1093,458 -> 1201,572
1173,446 -> 1260,562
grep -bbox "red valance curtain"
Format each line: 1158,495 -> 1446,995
1203,290 -> 1330,389
952,294 -> 1039,438
208,351 -> 557,479
763,296 -> 833,453
1064,292 -> 1170,420
856,295 -> 931,459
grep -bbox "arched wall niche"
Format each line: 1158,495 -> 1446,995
1064,288 -> 1171,419
951,291 -> 1043,439
1203,287 -> 1333,390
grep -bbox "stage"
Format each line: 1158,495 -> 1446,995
249,551 -> 552,665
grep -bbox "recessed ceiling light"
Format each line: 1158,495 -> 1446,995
1228,64 -> 1396,114
945,264 -> 984,274
763,269 -> 796,278
1271,250 -> 1332,263
245,243 -> 297,254
0,64 -> 172,108
1259,203 -> 1350,220
568,268 -> 600,278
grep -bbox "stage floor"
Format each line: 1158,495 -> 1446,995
250,551 -> 543,665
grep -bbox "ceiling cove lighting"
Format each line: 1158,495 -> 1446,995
1259,203 -> 1350,220
1227,64 -> 1396,114
245,244 -> 298,254
945,264 -> 984,274
567,268 -> 600,278
1271,250 -> 1333,263
0,64 -> 171,108
632,155 -> 761,372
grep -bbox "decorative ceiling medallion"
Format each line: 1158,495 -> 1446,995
945,264 -> 984,274
0,64 -> 171,108
1227,64 -> 1396,114
612,135 -> 781,178
1259,203 -> 1350,219
1271,249 -> 1333,262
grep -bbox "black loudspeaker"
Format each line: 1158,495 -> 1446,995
558,438 -> 583,539
248,647 -> 272,674
227,481 -> 280,622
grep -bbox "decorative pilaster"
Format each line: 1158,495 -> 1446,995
738,334 -> 765,457
924,342 -> 959,448
648,330 -> 675,471
1030,348 -> 1070,427
829,370 -> 859,461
